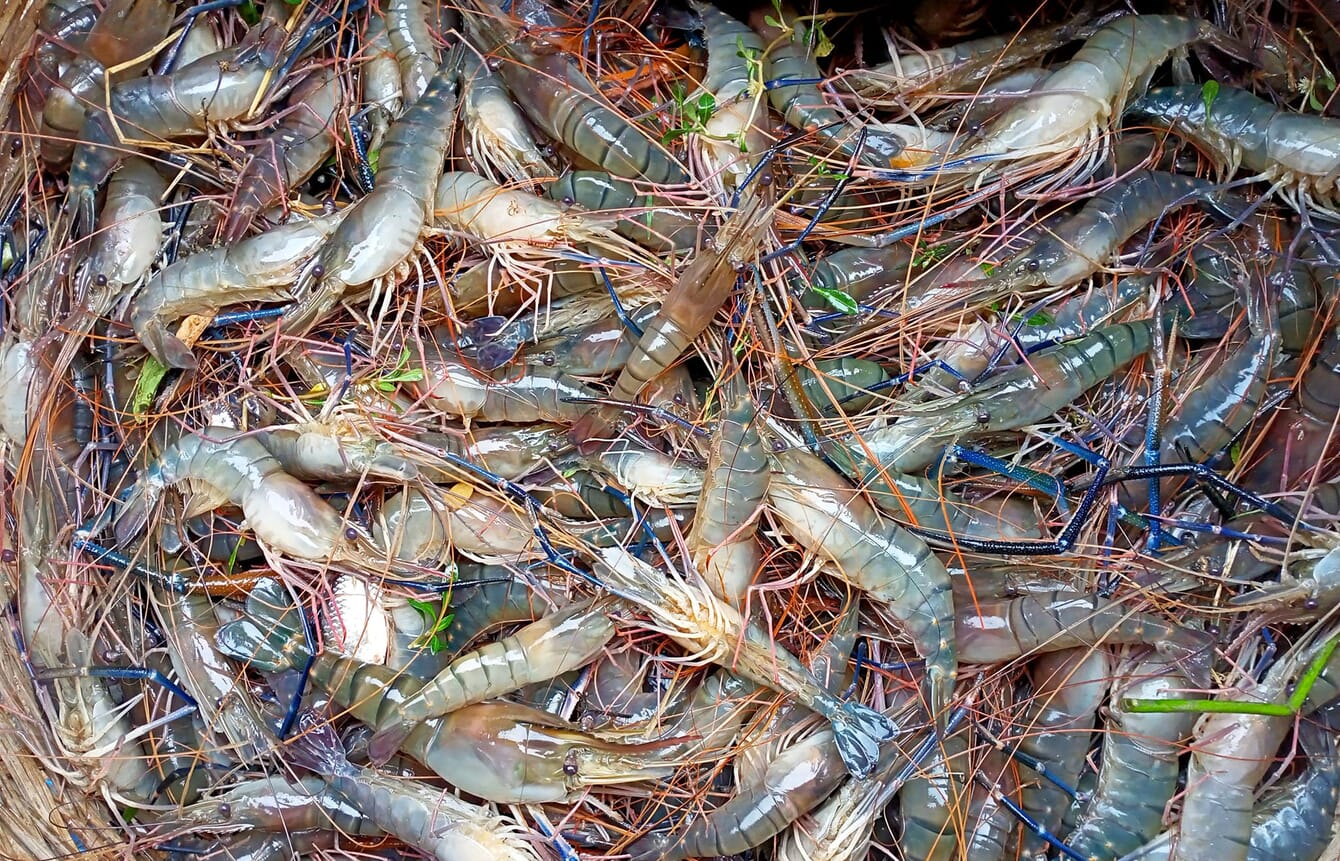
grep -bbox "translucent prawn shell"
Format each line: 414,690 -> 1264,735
322,575 -> 391,664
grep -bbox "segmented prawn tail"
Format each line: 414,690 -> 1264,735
215,579 -> 311,672
829,701 -> 898,780
281,709 -> 358,779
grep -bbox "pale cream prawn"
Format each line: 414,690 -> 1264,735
593,545 -> 897,779
687,1 -> 769,189
129,211 -> 347,369
460,49 -> 552,185
110,427 -> 384,567
360,13 -> 402,151
82,155 -> 165,306
899,15 -> 1242,189
373,485 -> 537,564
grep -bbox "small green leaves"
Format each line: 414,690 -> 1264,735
811,18 -> 834,58
366,147 -> 380,175
1201,80 -> 1219,119
377,347 -> 425,392
913,243 -> 949,268
239,0 -> 260,25
804,155 -> 848,182
811,285 -> 859,315
407,597 -> 456,654
663,84 -> 717,144
980,261 -> 997,277
1308,73 -> 1336,112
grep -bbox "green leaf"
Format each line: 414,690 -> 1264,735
131,356 -> 169,416
407,597 -> 438,625
366,148 -> 379,174
1230,439 -> 1243,465
1201,80 -> 1219,119
813,23 -> 834,58
432,611 -> 456,635
811,285 -> 859,315
1310,90 -> 1325,112
239,0 -> 260,25
913,244 -> 949,268
696,92 -> 716,116
980,261 -> 996,277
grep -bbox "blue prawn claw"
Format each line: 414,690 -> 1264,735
830,701 -> 897,779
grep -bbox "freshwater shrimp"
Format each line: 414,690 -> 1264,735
839,18 -> 1094,112
939,16 -> 1242,185
460,1 -> 688,185
528,303 -> 660,377
791,358 -> 890,415
798,244 -> 915,316
435,170 -> 654,264
862,320 -> 1155,473
688,384 -> 768,607
365,597 -> 617,760
1162,286 -> 1279,464
39,0 -> 171,168
66,29 -> 283,230
1069,656 -> 1196,861
1013,648 -> 1111,859
384,0 -> 439,105
593,545 -> 897,779
986,170 -> 1224,292
1246,713 -> 1340,861
256,421 -> 418,483
1129,84 -> 1340,215
360,14 -> 402,151
417,424 -> 571,481
1246,324 -> 1340,493
283,715 -> 543,860
374,486 -> 535,563
112,427 -> 381,566
957,591 -> 1210,666
899,725 -> 974,861
416,350 -> 598,424
1231,543 -> 1340,620
221,65 -> 342,243
767,446 -> 956,722
548,171 -> 700,253
129,211 -> 346,369
150,587 -> 273,762
175,774 -> 384,839
583,439 -> 704,508
460,49 -> 551,185
688,1 -> 768,188
750,4 -> 905,168
575,193 -> 774,444
83,155 -> 165,295
284,57 -> 459,338
1171,640 -> 1320,861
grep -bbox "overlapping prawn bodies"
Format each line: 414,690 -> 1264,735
945,15 -> 1240,181
766,447 -> 956,723
1130,84 -> 1340,213
130,211 -> 346,368
113,428 -> 370,564
285,58 -> 460,337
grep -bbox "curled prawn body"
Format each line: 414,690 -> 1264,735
114,428 -> 372,564
460,50 -> 552,185
688,1 -> 768,188
766,447 -> 956,721
129,211 -> 346,369
374,486 -> 537,563
584,439 -> 705,508
1130,84 -> 1340,214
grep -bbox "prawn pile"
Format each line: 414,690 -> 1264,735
8,0 -> 1340,859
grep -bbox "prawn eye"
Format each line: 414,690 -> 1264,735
94,273 -> 107,287
1025,259 -> 1040,273
218,803 -> 231,818
561,196 -> 575,207
2,548 -> 15,563
1306,597 -> 1321,610
311,264 -> 325,279
344,527 -> 358,542
975,409 -> 990,425
563,751 -> 579,776
759,172 -> 774,187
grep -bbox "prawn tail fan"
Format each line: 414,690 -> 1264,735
214,578 -> 311,672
